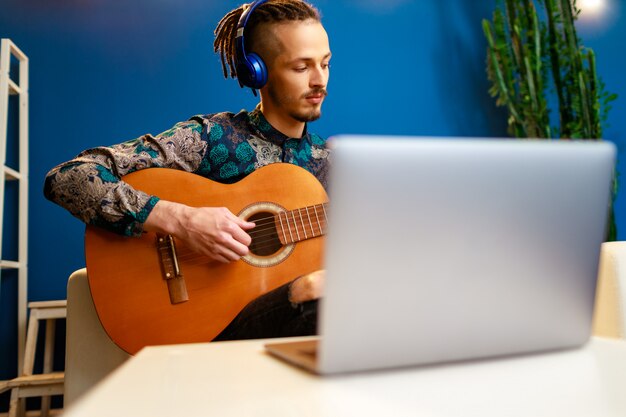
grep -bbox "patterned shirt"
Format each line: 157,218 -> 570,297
44,106 -> 331,237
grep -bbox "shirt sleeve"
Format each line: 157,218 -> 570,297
43,120 -> 208,236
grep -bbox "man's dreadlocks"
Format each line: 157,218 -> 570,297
213,0 -> 321,81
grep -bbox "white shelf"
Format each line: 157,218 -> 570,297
4,165 -> 21,180
8,78 -> 21,95
0,260 -> 20,269
1,38 -> 29,374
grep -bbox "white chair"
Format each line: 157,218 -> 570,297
0,301 -> 66,417
65,268 -> 130,406
593,241 -> 626,339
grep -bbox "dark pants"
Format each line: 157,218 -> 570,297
213,281 -> 319,341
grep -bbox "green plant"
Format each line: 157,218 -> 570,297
482,0 -> 619,240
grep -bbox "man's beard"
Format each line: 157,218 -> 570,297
292,108 -> 322,123
268,85 -> 327,123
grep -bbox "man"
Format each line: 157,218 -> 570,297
44,0 -> 331,340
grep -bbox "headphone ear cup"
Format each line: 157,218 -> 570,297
245,52 -> 268,89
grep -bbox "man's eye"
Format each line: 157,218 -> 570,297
294,67 -> 307,72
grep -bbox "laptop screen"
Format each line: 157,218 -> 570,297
317,137 -> 615,374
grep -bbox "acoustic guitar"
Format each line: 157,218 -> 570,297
85,163 -> 328,354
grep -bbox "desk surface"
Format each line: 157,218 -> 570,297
65,336 -> 626,417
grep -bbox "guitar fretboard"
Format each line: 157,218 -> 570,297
276,203 -> 329,245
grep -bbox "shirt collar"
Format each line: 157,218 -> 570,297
248,104 -> 310,146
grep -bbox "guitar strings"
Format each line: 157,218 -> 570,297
172,225 -> 328,263
146,204 -> 329,265
244,207 -> 329,237
247,202 -> 328,222
240,216 -> 329,240
172,229 -> 327,264
246,220 -> 327,238
241,203 -> 327,236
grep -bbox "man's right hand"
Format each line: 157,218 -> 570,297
144,200 -> 256,263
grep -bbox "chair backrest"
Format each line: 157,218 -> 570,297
65,268 -> 130,405
593,241 -> 626,339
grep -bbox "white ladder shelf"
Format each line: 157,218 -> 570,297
0,38 -> 30,374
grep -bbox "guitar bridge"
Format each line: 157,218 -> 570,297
156,234 -> 189,304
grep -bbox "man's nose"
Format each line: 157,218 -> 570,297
310,66 -> 327,88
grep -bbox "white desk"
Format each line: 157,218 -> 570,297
64,337 -> 626,417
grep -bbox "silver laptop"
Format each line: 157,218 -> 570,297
265,136 -> 616,374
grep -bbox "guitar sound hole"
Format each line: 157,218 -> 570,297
248,211 -> 283,256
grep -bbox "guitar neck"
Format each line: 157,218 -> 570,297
276,202 -> 329,245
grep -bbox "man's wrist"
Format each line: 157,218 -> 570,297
144,200 -> 186,236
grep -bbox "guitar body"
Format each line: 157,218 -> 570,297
85,163 -> 327,354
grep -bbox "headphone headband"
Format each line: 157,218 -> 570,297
235,0 -> 269,92
237,0 -> 268,32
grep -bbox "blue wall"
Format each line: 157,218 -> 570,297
0,0 -> 624,402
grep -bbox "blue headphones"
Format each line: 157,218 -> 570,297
235,0 -> 269,91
